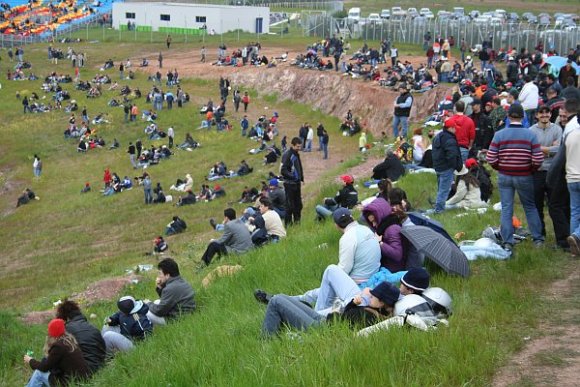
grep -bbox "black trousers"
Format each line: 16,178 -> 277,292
284,182 -> 303,226
201,241 -> 228,265
548,172 -> 571,247
532,170 -> 549,236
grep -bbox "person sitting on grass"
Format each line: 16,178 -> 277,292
55,300 -> 106,376
315,174 -> 358,220
362,196 -> 405,272
176,189 -> 196,206
200,208 -> 254,266
101,296 -> 152,353
445,164 -> 488,210
145,258 -> 196,326
23,319 -> 90,387
16,188 -> 39,207
153,236 -> 168,254
165,216 -> 187,236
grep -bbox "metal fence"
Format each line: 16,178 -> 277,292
302,15 -> 580,55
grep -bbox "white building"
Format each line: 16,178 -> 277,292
112,2 -> 270,34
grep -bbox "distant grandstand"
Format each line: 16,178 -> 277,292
0,0 -> 115,37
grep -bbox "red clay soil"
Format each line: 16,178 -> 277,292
21,275 -> 140,325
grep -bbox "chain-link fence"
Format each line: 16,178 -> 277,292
302,15 -> 580,55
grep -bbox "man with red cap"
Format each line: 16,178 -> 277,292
444,100 -> 475,162
315,175 -> 358,220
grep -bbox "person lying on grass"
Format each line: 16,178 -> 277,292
260,270 -> 400,337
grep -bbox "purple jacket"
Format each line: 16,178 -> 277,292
362,197 -> 405,272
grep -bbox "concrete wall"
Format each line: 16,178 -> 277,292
112,2 -> 270,34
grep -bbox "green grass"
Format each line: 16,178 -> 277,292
0,32 -> 577,386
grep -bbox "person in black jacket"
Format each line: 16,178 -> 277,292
470,99 -> 493,154
280,137 -> 304,225
372,149 -> 405,181
55,300 -> 106,375
165,216 -> 187,235
102,296 -> 153,353
431,122 -> 463,213
315,175 -> 358,220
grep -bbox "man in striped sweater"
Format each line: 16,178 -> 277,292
486,104 -> 545,253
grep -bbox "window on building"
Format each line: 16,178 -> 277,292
195,16 -> 207,23
125,12 -> 135,19
160,14 -> 170,21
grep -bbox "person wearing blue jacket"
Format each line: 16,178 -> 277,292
102,296 -> 153,353
431,124 -> 463,213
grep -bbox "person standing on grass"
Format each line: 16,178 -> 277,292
200,208 -> 253,265
158,52 -> 163,68
143,172 -> 153,204
242,92 -> 250,112
33,154 -> 42,177
563,99 -> 580,255
321,128 -> 329,160
529,106 -> 562,238
393,84 -> 413,138
444,100 -> 475,162
486,104 -> 544,253
146,258 -> 196,326
431,115 -> 463,214
128,142 -> 137,169
305,124 -> 313,152
166,34 -> 172,49
280,137 -> 304,225
201,46 -> 206,63
167,125 -> 174,148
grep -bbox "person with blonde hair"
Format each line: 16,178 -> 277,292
23,319 -> 90,386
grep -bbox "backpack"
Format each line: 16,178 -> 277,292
474,165 -> 493,203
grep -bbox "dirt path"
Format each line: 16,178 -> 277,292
493,264 -> 580,386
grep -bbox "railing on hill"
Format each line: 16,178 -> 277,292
302,15 -> 580,55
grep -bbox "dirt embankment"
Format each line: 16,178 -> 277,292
141,48 -> 452,136
227,68 -> 451,135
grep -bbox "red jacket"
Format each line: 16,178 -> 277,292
444,114 -> 475,148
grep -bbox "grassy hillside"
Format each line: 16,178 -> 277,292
0,31 -> 575,386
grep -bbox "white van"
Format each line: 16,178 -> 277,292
348,7 -> 361,22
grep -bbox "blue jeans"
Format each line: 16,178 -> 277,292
435,169 -> 455,212
262,294 -> 324,337
26,369 -> 50,387
393,115 -> 408,138
322,142 -> 328,159
144,188 -> 153,204
460,147 -> 469,163
318,136 -> 324,150
498,174 -> 544,245
315,204 -> 337,220
313,264 -> 360,316
568,182 -> 580,237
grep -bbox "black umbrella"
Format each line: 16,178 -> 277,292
407,212 -> 456,244
401,225 -> 470,278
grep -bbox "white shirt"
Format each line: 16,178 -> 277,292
306,128 -> 314,141
167,127 -> 174,138
518,81 -> 540,110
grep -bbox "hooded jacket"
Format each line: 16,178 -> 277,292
362,198 -> 404,272
432,129 -> 463,173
